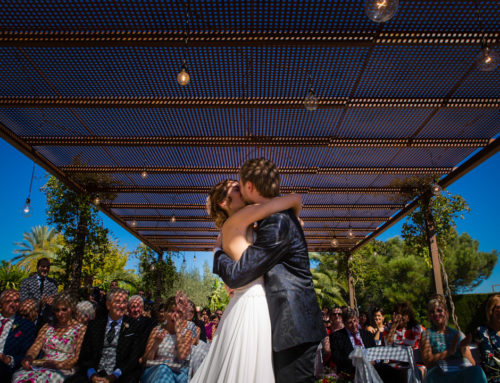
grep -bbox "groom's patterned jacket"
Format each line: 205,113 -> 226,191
214,208 -> 326,352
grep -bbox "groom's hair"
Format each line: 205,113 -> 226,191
240,158 -> 280,198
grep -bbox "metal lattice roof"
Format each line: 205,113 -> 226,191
0,0 -> 499,254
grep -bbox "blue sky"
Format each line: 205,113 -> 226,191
0,138 -> 498,293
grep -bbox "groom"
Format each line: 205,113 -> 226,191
213,158 -> 326,383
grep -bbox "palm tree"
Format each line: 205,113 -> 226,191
312,268 -> 348,308
0,261 -> 29,290
310,252 -> 348,307
13,225 -> 63,272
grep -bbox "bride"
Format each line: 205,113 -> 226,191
190,179 -> 301,383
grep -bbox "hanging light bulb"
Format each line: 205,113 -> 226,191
22,197 -> 32,217
131,219 -> 137,227
348,227 -> 354,238
93,196 -> 100,206
477,46 -> 499,72
431,183 -> 442,195
304,88 -> 318,111
141,170 -> 148,179
331,237 -> 338,247
365,0 -> 399,23
193,255 -> 197,262
170,214 -> 176,223
182,256 -> 187,265
177,63 -> 191,86
22,162 -> 35,218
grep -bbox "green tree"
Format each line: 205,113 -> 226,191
44,175 -> 111,296
135,244 -> 177,299
442,229 -> 498,293
208,278 -> 230,311
88,239 -> 139,291
310,252 -> 348,307
12,225 -> 63,272
0,261 -> 29,290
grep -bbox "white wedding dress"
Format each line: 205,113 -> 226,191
190,276 -> 275,382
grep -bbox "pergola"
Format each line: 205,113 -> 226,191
1,1 -> 499,300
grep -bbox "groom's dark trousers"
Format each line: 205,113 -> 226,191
214,209 -> 326,383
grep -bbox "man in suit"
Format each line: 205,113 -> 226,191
19,257 -> 58,328
127,295 -> 156,356
66,288 -> 143,383
213,158 -> 326,383
0,289 -> 37,383
19,258 -> 58,303
330,307 -> 377,378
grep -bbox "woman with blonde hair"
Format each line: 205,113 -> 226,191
14,292 -> 87,383
420,295 -> 486,383
475,294 -> 500,382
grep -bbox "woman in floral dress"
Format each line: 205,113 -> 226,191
475,294 -> 500,382
13,292 -> 86,383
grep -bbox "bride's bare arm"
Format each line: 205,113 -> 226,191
220,194 -> 302,260
226,193 -> 302,229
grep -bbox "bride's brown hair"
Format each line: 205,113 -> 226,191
206,179 -> 237,229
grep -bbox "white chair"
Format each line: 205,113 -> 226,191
350,346 -> 421,383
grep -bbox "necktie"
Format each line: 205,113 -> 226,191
39,277 -> 45,297
106,321 -> 118,344
0,318 -> 9,337
354,333 -> 363,347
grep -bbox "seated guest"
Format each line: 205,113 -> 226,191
206,314 -> 219,342
141,296 -> 193,383
18,298 -> 39,324
128,294 -> 156,355
366,306 -> 386,346
76,301 -> 96,325
19,258 -> 58,327
330,306 -> 344,332
359,311 -> 368,330
188,300 -> 206,343
330,308 -> 376,378
475,294 -> 500,382
383,302 -> 425,380
186,299 -> 210,378
421,295 -> 486,383
13,292 -> 86,383
66,288 -> 143,383
0,289 -> 36,382
384,302 -> 423,348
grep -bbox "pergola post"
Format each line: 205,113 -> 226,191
424,197 -> 444,296
155,251 -> 164,303
347,253 -> 356,308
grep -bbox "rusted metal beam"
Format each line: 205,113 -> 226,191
98,186 -> 406,194
157,245 -> 354,252
61,165 -> 453,175
1,96 -> 498,109
25,136 -> 489,148
107,203 -> 403,210
0,31 -> 495,47
144,234 -> 364,240
136,227 -> 373,232
122,216 -> 387,222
